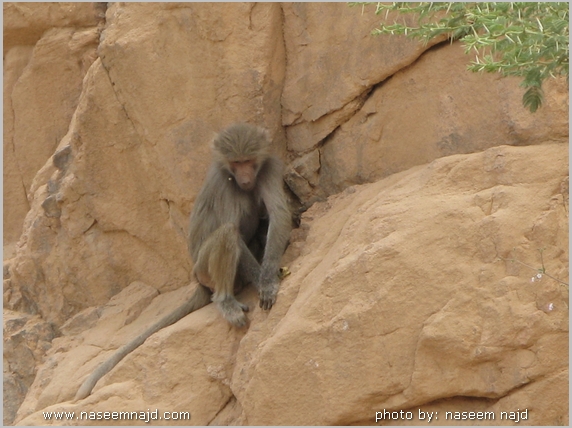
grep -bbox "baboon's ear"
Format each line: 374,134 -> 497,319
209,130 -> 219,151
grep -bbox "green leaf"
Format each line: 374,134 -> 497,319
359,2 -> 569,112
523,85 -> 544,112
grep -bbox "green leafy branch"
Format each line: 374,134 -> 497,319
353,2 -> 569,112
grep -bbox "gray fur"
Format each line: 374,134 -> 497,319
74,123 -> 290,401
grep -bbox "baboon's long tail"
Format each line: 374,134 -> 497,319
74,285 -> 212,401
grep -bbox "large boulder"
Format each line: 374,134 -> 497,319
16,143 -> 569,425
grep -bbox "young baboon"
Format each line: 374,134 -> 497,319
75,123 -> 291,401
189,123 -> 292,324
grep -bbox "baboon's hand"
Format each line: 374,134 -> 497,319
258,270 -> 279,310
259,284 -> 277,310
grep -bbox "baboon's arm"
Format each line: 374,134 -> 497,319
258,157 -> 292,310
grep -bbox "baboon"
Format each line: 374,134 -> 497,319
75,123 -> 291,400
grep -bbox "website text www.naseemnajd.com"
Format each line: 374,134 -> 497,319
43,409 -> 190,423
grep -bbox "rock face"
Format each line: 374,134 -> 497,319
232,144 -> 569,426
3,2 -> 104,247
279,3 -> 568,205
317,47 -> 568,197
14,143 -> 570,426
3,310 -> 57,426
5,2 -> 286,328
3,2 -> 569,426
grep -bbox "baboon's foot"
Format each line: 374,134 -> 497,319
217,297 -> 248,327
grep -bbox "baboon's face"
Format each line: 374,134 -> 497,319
229,159 -> 258,191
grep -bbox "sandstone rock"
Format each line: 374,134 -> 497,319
7,2 -> 287,327
3,3 -> 569,426
15,143 -> 569,425
3,310 -> 57,425
278,4 -> 568,204
316,43 -> 569,198
98,2 -> 286,157
281,2 -> 443,152
11,27 -> 100,193
14,281 -> 159,420
15,281 -> 248,425
232,143 -> 568,425
3,2 -> 105,50
284,149 -> 321,206
3,3 -> 103,247
3,46 -> 33,248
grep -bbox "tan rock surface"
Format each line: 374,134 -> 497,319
3,310 -> 57,426
317,44 -> 569,196
15,281 -> 252,426
6,2 -> 286,327
281,3 -> 443,152
3,46 -> 33,248
3,2 -> 569,426
231,143 -> 569,425
3,3 -> 103,247
279,4 -> 568,205
3,2 -> 104,50
16,143 -> 569,425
